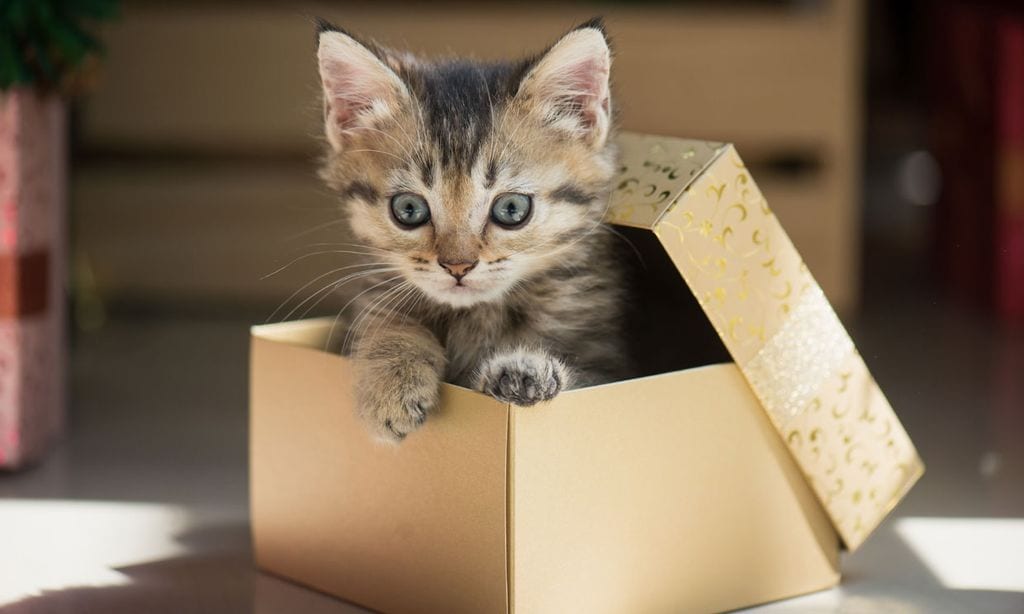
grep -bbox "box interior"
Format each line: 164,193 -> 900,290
615,224 -> 732,378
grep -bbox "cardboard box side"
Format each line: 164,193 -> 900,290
250,330 -> 510,614
510,364 -> 840,614
505,406 -> 516,614
251,317 -> 336,348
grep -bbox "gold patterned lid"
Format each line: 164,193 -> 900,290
608,132 -> 923,550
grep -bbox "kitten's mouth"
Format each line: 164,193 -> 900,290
417,272 -> 507,307
431,277 -> 500,307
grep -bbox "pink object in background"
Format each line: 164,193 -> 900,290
0,90 -> 66,469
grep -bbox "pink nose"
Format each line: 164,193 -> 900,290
438,259 -> 478,280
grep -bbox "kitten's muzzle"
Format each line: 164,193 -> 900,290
438,259 -> 478,281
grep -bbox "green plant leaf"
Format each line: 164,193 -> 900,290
0,35 -> 22,89
0,0 -> 119,92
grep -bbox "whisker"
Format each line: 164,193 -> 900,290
342,280 -> 411,353
383,283 -> 421,329
362,283 -> 418,347
495,116 -> 526,174
333,283 -> 404,355
599,225 -> 646,269
513,192 -> 615,260
358,282 -> 409,336
345,148 -> 411,165
326,274 -> 405,352
262,250 -> 394,279
402,287 -> 426,327
300,242 -> 399,256
270,264 -> 397,323
345,125 -> 417,166
265,263 -> 394,323
289,267 -> 402,322
474,64 -> 500,167
284,218 -> 347,241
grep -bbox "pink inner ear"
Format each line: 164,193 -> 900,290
323,79 -> 369,131
557,57 -> 609,129
321,57 -> 392,132
325,98 -> 354,132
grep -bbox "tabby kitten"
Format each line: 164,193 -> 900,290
315,18 -> 628,442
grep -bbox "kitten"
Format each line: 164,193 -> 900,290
314,18 -> 629,442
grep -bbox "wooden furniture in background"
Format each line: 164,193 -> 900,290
73,1 -> 862,315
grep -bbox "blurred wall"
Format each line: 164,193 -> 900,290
72,1 -> 862,317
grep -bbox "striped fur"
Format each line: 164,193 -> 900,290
315,18 -> 629,441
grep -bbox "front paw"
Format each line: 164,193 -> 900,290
475,349 -> 569,406
355,359 -> 442,443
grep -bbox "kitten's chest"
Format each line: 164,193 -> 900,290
436,306 -> 523,385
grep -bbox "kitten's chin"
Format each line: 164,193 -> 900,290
422,281 -> 509,309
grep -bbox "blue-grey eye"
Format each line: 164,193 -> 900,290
390,193 -> 430,228
490,193 -> 532,228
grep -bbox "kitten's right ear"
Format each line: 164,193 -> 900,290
316,21 -> 410,151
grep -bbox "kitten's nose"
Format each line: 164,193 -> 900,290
438,259 -> 478,280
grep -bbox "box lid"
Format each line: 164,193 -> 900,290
607,132 -> 923,550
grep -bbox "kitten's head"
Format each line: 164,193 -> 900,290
316,19 -> 616,308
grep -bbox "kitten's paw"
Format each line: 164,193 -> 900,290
475,349 -> 569,406
355,359 -> 442,443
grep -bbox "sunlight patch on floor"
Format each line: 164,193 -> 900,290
0,499 -> 192,605
896,517 -> 1024,593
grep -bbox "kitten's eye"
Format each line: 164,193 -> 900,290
490,193 -> 533,228
390,193 -> 431,228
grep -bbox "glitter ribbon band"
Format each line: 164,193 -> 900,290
742,286 -> 854,427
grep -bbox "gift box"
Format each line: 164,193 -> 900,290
249,133 -> 923,613
0,91 -> 66,470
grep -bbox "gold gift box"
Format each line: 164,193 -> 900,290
608,133 -> 923,550
249,132 -> 923,612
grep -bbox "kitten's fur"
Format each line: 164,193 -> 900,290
315,18 -> 628,441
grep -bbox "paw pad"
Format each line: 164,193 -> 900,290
477,350 -> 566,406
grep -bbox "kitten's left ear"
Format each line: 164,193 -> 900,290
519,19 -> 612,148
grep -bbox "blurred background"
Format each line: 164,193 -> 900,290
1,1 -> 1022,612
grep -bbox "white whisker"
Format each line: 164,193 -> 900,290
345,124 -> 417,166
599,225 -> 646,269
326,274 -> 404,352
262,250 -> 395,279
342,280 -> 411,353
285,218 -> 347,241
345,148 -> 410,164
301,242 -> 399,256
290,268 -> 402,322
362,283 -> 419,347
266,263 -> 394,323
